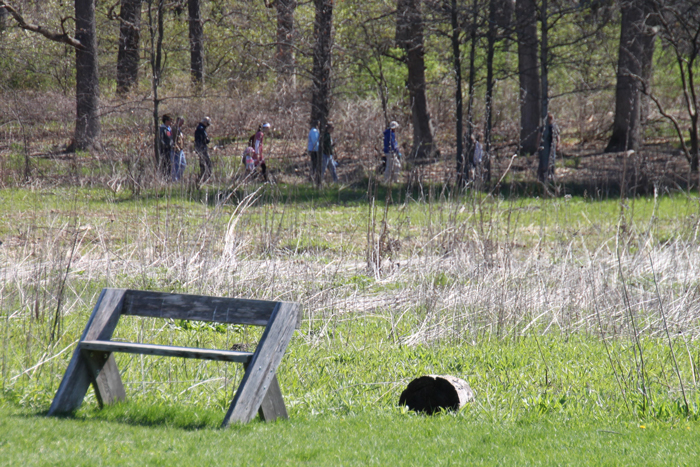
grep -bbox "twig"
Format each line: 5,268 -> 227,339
590,277 -> 632,416
648,253 -> 689,415
616,224 -> 651,408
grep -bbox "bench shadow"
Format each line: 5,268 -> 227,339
20,403 -> 256,431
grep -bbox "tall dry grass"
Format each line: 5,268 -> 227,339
2,182 -> 700,410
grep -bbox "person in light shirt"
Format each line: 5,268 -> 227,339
307,120 -> 320,182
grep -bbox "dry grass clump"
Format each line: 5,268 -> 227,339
3,191 -> 699,347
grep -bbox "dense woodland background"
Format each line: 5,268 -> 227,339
1,0 -> 699,192
4,1 -> 700,436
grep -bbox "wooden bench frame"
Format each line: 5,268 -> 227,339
48,288 -> 300,427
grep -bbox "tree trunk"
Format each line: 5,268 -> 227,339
485,0 -> 512,182
606,0 -> 655,153
464,0 -> 477,180
485,7 -> 495,182
689,58 -> 699,172
116,0 -> 142,95
146,0 -> 165,171
691,125 -> 699,172
0,5 -> 8,30
74,0 -> 101,150
639,29 -> 656,128
276,0 -> 296,88
188,0 -> 204,87
515,0 -> 540,155
396,0 -> 435,160
399,375 -> 474,414
537,0 -> 550,182
540,0 -> 549,125
310,0 -> 333,184
450,0 -> 463,180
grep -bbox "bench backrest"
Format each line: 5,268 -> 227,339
121,289 -> 301,328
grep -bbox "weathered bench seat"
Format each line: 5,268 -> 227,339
79,340 -> 255,363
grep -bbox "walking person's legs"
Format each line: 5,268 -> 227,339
179,150 -> 186,179
383,152 -> 395,183
328,156 -> 338,182
309,150 -> 320,179
171,150 -> 181,181
196,145 -> 212,183
548,148 -> 556,181
321,153 -> 330,182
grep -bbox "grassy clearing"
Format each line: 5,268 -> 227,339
1,404 -> 698,466
2,182 -> 700,462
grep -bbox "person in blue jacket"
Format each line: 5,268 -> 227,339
383,121 -> 401,183
307,120 -> 320,181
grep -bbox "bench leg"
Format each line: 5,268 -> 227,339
83,351 -> 126,407
48,288 -> 127,416
238,361 -> 288,423
257,374 -> 288,422
222,302 -> 298,426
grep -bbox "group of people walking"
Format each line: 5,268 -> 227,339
158,111 -> 404,186
157,110 -> 560,186
158,114 -> 272,184
159,114 -> 212,183
306,119 -> 402,185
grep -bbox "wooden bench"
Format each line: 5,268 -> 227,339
48,288 -> 300,427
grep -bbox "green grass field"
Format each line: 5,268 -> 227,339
2,183 -> 700,464
2,404 -> 698,466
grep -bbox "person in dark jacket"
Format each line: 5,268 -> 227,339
320,122 -> 337,183
383,121 -> 401,183
159,114 -> 173,177
194,116 -> 212,182
537,113 -> 560,182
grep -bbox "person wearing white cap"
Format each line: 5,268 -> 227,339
194,116 -> 212,182
383,121 -> 401,183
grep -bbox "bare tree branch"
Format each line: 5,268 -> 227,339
0,1 -> 84,49
631,71 -> 692,163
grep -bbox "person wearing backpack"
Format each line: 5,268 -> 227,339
194,116 -> 212,183
159,114 -> 173,177
383,121 -> 401,183
249,122 -> 271,181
